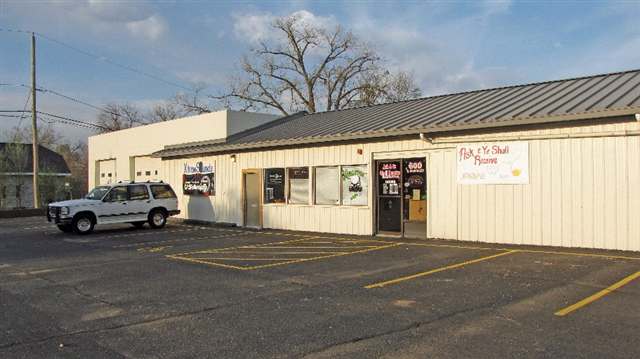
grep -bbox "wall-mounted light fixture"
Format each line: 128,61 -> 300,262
357,148 -> 363,155
230,154 -> 237,163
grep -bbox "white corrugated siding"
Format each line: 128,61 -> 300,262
161,119 -> 640,251
457,135 -> 640,251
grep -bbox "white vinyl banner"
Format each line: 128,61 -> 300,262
457,142 -> 529,184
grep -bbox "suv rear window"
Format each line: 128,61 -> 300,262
150,185 -> 177,199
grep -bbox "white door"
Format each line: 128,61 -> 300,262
99,186 -> 130,223
126,185 -> 152,222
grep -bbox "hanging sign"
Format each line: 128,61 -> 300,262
457,142 -> 529,184
378,161 -> 401,196
183,161 -> 215,196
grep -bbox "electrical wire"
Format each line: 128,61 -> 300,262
1,28 -> 194,92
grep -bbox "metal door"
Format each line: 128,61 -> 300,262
243,170 -> 262,228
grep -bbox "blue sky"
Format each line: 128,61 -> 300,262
1,0 -> 639,142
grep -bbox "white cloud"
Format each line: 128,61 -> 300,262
125,15 -> 167,41
232,10 -> 336,44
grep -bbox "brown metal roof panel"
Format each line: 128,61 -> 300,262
456,84 -> 538,125
509,78 -> 587,118
432,86 -> 522,126
470,82 -> 556,123
597,72 -> 640,109
558,73 -> 624,113
580,71 -> 639,111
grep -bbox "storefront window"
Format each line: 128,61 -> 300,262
341,165 -> 368,206
288,167 -> 309,204
314,166 -> 340,205
264,168 -> 286,204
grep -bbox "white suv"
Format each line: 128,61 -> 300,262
47,182 -> 180,234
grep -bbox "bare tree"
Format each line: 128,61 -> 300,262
173,83 -> 212,115
217,13 -> 421,115
56,141 -> 88,197
96,103 -> 145,133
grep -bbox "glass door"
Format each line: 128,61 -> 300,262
376,158 -> 427,238
402,158 -> 427,239
376,160 -> 402,234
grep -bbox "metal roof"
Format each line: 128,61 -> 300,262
155,69 -> 640,158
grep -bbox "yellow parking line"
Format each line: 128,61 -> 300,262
365,250 -> 518,289
554,271 -> 640,317
198,258 -> 303,261
402,242 -> 640,261
165,255 -> 249,271
244,244 -> 401,270
256,246 -> 380,249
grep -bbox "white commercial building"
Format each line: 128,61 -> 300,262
92,70 -> 640,252
88,110 -> 278,187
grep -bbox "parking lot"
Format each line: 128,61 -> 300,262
1,216 -> 639,358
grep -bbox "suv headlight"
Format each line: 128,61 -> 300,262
60,207 -> 70,215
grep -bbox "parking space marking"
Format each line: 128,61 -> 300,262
166,236 -> 399,270
402,242 -> 640,261
555,271 -> 640,317
365,250 -> 519,289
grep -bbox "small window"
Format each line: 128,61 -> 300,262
264,168 -> 285,204
150,185 -> 177,199
108,173 -> 112,178
101,173 -> 105,178
145,171 -> 151,176
314,166 -> 340,205
341,165 -> 368,206
154,170 -> 158,175
104,186 -> 128,202
129,185 -> 149,201
136,171 -> 142,176
288,167 -> 309,204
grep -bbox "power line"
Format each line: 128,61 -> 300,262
1,28 -> 194,92
0,109 -> 107,130
1,82 -> 123,119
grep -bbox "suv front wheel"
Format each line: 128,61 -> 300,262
72,214 -> 95,235
148,209 -> 167,229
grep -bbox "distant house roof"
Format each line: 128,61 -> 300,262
0,143 -> 71,174
155,68 -> 640,158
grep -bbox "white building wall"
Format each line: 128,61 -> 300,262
88,110 -> 279,188
161,119 -> 640,251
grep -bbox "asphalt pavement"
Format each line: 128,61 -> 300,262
1,216 -> 639,358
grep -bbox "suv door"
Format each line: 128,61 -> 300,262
100,186 -> 130,223
127,185 -> 152,221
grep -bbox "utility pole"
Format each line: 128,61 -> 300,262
31,32 -> 39,208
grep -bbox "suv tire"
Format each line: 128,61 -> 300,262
72,214 -> 95,235
148,209 -> 167,229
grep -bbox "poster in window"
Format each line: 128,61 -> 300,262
403,158 -> 426,200
183,162 -> 215,196
377,161 -> 401,196
341,165 -> 368,206
288,167 -> 309,204
264,168 -> 286,203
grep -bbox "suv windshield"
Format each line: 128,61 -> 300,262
85,186 -> 111,200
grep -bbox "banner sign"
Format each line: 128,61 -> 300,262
457,142 -> 529,184
183,162 -> 215,196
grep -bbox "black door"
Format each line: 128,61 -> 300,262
377,160 -> 402,233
